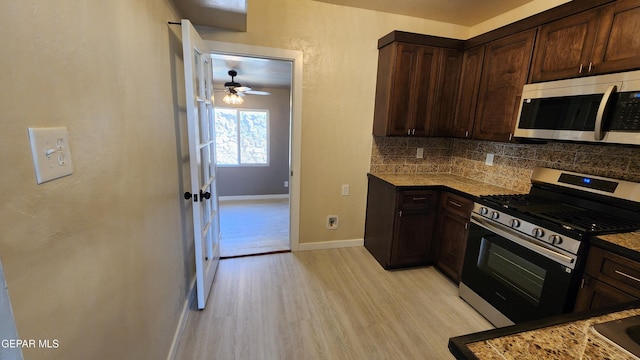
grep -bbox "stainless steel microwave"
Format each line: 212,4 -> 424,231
514,70 -> 640,145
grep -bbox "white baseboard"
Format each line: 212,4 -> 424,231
219,194 -> 289,202
166,279 -> 196,360
296,238 -> 363,251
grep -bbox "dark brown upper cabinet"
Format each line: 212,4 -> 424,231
372,38 -> 463,137
373,42 -> 439,136
530,0 -> 640,82
452,46 -> 485,139
430,48 -> 464,137
473,29 -> 536,142
592,0 -> 640,74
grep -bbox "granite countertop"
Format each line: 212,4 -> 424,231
594,231 -> 640,263
368,173 -> 523,198
450,303 -> 640,360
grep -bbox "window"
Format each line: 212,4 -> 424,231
214,108 -> 269,166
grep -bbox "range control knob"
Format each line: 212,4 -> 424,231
480,207 -> 489,215
491,211 -> 500,220
549,235 -> 563,245
532,228 -> 545,238
510,219 -> 521,228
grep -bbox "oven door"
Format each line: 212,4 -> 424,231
460,215 -> 578,325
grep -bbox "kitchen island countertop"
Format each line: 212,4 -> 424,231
450,303 -> 640,360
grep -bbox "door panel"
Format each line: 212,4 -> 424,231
182,19 -> 220,310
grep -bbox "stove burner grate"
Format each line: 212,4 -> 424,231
541,210 -> 640,233
480,194 -> 559,207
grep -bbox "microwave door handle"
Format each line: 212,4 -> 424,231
595,85 -> 617,141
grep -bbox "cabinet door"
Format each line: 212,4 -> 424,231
412,45 -> 440,136
391,208 -> 436,267
474,29 -> 536,142
574,275 -> 638,312
452,46 -> 485,138
529,9 -> 600,82
386,43 -> 418,136
430,49 -> 463,137
592,0 -> 640,75
435,211 -> 469,283
373,43 -> 439,136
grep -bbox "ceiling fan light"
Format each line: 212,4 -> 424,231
223,93 -> 244,105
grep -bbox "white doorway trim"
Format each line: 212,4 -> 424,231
204,40 -> 302,252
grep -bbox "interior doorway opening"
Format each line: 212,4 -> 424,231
209,46 -> 297,258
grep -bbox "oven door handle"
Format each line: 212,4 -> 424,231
471,215 -> 576,269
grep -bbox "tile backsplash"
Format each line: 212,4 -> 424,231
370,136 -> 640,193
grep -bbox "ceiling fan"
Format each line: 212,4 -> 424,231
216,70 -> 270,104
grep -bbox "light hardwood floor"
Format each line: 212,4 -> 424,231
174,246 -> 493,359
219,199 -> 290,257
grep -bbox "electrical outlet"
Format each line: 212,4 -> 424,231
485,153 -> 494,166
28,127 -> 74,184
284,180 -> 289,188
326,215 -> 339,229
341,184 -> 350,196
416,148 -> 424,159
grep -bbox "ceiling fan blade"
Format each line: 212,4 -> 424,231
235,86 -> 252,92
245,90 -> 271,96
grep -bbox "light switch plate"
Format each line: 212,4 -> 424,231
28,127 -> 73,184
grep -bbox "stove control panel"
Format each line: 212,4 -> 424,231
473,203 -> 580,255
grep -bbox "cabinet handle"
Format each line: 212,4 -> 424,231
464,222 -> 468,230
449,200 -> 462,208
579,63 -> 584,74
615,270 -> 640,283
412,197 -> 427,201
588,62 -> 593,72
407,129 -> 411,135
412,129 -> 416,135
399,210 -> 403,217
465,130 -> 469,138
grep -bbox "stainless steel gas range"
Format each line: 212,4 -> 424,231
459,167 -> 640,327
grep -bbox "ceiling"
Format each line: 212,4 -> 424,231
211,54 -> 292,90
313,0 -> 536,26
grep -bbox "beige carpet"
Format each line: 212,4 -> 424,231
219,198 -> 290,257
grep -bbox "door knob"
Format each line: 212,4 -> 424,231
200,190 -> 211,200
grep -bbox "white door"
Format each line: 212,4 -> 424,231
182,19 -> 220,309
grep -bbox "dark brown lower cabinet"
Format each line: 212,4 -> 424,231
574,275 -> 638,311
364,175 -> 437,269
434,192 -> 473,283
574,246 -> 640,312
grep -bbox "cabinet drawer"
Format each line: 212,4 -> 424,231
585,246 -> 640,298
398,190 -> 436,210
440,192 -> 473,218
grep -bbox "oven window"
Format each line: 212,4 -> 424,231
478,237 -> 547,305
